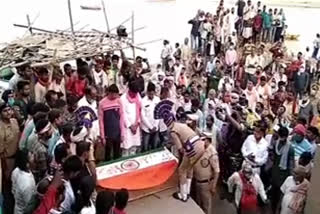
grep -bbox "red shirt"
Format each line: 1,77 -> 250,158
33,186 -> 57,214
70,76 -> 87,98
253,15 -> 263,32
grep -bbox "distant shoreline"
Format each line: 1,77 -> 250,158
216,0 -> 320,8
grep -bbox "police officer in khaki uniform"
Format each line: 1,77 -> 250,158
154,100 -> 206,202
193,133 -> 220,214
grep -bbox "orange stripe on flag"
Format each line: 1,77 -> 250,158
98,160 -> 178,190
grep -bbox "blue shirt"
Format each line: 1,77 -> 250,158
292,139 -> 312,159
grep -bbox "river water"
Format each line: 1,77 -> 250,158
0,0 -> 319,63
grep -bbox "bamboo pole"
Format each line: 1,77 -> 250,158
13,24 -> 55,34
26,14 -> 33,34
131,11 -> 135,59
101,0 -> 110,33
67,0 -> 75,35
135,38 -> 163,46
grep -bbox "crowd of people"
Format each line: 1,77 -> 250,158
0,0 -> 319,214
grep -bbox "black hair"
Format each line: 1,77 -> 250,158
108,84 -> 119,94
308,126 -> 319,137
96,191 -> 115,214
115,188 -> 129,210
35,119 -> 50,133
278,81 -> 286,87
112,55 -> 120,61
297,117 -> 307,126
260,76 -> 267,82
33,113 -> 48,125
60,123 -> 74,136
26,100 -> 36,116
55,99 -> 67,109
38,67 -> 49,76
299,152 -> 313,166
55,143 -> 70,164
15,149 -> 30,172
17,80 -> 30,92
72,125 -> 84,138
191,98 -> 200,108
160,87 -> 169,96
31,103 -> 50,116
77,64 -> 89,76
128,80 -> 139,94
67,94 -> 79,107
48,109 -> 62,124
45,90 -> 58,105
278,126 -> 289,138
147,82 -> 156,92
84,85 -> 96,96
256,102 -> 264,110
76,141 -> 91,157
1,90 -> 13,103
73,175 -> 96,213
64,63 -> 71,70
62,155 -> 83,174
16,60 -> 31,72
183,91 -> 191,96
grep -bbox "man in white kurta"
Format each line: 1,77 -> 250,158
120,84 -> 142,157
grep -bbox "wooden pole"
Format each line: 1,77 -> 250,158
67,0 -> 75,35
26,14 -> 33,34
13,24 -> 55,34
101,0 -> 110,33
131,11 -> 135,59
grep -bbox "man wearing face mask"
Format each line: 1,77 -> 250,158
30,119 -> 53,182
291,124 -> 312,161
270,126 -> 295,213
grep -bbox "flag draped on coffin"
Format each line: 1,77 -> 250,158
96,148 -> 178,190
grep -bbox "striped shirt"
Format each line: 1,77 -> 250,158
292,139 -> 312,160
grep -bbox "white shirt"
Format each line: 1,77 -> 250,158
11,168 -> 36,214
183,100 -> 192,112
280,176 -> 301,214
92,69 -> 109,89
120,93 -> 141,149
218,77 -> 234,92
241,135 -> 269,166
35,82 -> 48,103
228,171 -> 267,207
274,72 -> 288,85
141,96 -> 160,133
77,96 -> 99,140
257,84 -> 272,101
161,45 -> 172,59
60,180 -> 75,212
245,55 -> 258,75
80,200 -> 96,214
256,55 -> 265,68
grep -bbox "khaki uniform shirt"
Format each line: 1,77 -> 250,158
0,119 -> 20,158
170,122 -> 206,165
193,145 -> 220,181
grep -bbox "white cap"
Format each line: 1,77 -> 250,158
186,114 -> 199,122
166,76 -> 174,81
158,71 -> 165,76
202,132 -> 213,138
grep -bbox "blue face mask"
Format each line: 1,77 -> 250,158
8,98 -> 15,106
293,135 -> 303,143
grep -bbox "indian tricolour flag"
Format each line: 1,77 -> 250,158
96,148 -> 178,190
